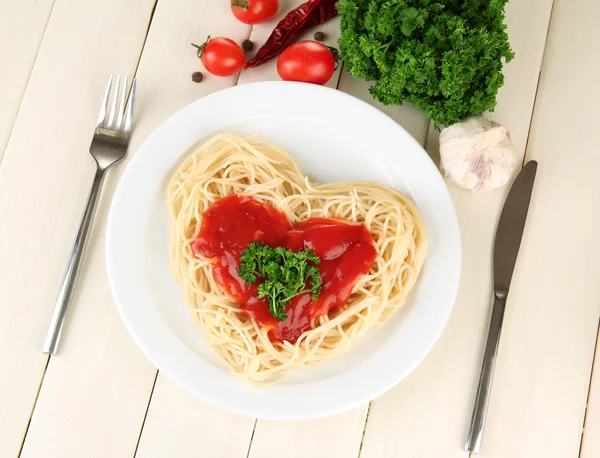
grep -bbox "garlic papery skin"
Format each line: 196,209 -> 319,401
439,116 -> 517,192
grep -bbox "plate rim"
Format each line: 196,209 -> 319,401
106,81 -> 461,420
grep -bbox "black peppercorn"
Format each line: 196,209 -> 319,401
191,71 -> 203,83
242,39 -> 254,52
314,31 -> 325,42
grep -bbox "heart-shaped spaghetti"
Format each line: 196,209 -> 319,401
168,133 -> 427,385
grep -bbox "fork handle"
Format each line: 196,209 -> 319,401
43,168 -> 106,354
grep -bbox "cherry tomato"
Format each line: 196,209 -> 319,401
192,37 -> 245,77
231,0 -> 279,25
277,41 -> 336,85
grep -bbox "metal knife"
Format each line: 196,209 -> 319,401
465,160 -> 538,453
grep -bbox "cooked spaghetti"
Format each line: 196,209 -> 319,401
168,133 -> 427,385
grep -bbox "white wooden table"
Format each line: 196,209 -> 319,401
1,0 -> 599,457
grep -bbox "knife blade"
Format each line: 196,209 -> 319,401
494,160 -> 538,292
466,160 -> 538,454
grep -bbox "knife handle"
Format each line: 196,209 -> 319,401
465,289 -> 508,454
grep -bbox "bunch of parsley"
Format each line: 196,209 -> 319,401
338,0 -> 513,127
238,242 -> 322,321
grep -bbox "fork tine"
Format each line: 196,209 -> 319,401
123,78 -> 136,136
96,74 -> 113,128
115,76 -> 128,131
106,75 -> 121,129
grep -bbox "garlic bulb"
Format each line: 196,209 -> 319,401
439,116 -> 516,192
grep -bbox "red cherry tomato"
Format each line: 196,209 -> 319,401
277,41 -> 336,85
193,37 -> 245,77
231,0 -> 279,25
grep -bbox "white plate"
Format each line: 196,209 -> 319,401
106,81 -> 461,420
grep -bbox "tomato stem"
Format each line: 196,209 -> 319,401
327,46 -> 340,69
191,35 -> 211,58
232,0 -> 250,10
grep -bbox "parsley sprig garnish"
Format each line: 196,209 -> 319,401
238,242 -> 322,321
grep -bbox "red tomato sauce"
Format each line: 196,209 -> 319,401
192,195 -> 377,343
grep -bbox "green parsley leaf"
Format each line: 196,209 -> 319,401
338,0 -> 514,127
237,243 -> 322,321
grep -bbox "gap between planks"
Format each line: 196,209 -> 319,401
133,371 -> 160,458
578,318 -> 600,457
518,0 -> 555,171
356,403 -> 373,458
0,0 -> 57,166
17,357 -> 50,458
244,419 -> 258,458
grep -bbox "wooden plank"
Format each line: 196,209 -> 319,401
239,5 -> 371,457
357,1 -> 554,457
128,0 -> 259,455
0,0 -> 54,161
240,7 -> 432,457
337,73 -> 431,143
134,3 -> 366,457
16,1 -> 257,457
481,0 -> 600,456
248,409 -> 368,458
582,334 -> 600,457
0,0 -> 156,457
135,377 -> 255,458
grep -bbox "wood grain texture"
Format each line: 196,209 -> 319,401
481,0 -> 600,455
358,1 -> 554,457
0,0 -> 54,161
0,0 -> 156,457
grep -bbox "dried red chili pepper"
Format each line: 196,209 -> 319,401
245,0 -> 338,69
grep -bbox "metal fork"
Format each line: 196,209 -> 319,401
43,75 -> 137,355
